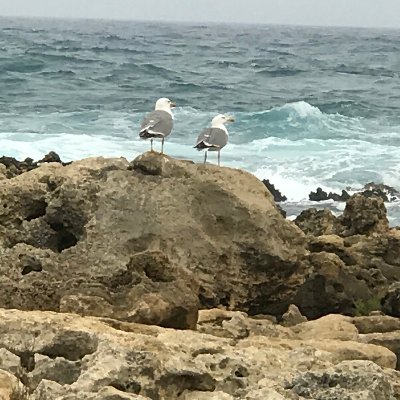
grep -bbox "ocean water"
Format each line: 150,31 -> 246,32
1,17 -> 400,224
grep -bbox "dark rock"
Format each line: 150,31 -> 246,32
0,151 -> 65,178
338,194 -> 389,236
262,179 -> 287,202
382,283 -> 400,318
328,189 -> 351,202
38,151 -> 62,164
293,251 -> 385,319
309,187 -> 329,201
276,204 -> 287,218
297,194 -> 390,238
295,208 -> 339,236
309,187 -> 351,202
362,182 -> 400,202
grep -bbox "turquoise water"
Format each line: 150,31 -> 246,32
1,17 -> 400,222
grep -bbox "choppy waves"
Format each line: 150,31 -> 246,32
1,18 -> 400,223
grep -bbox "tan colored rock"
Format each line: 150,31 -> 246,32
359,331 -> 400,369
281,304 -> 307,327
310,339 -> 396,369
0,165 -> 6,181
0,308 -> 398,399
197,309 -> 294,339
97,386 -> 151,399
353,315 -> 400,334
292,314 -> 359,341
181,391 -> 234,400
0,369 -> 18,400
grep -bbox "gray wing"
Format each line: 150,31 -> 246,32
194,128 -> 228,151
139,110 -> 173,139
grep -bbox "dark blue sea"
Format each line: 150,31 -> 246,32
1,17 -> 400,222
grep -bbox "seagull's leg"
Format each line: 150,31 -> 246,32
150,139 -> 154,152
218,150 -> 221,166
161,137 -> 165,154
204,151 -> 207,164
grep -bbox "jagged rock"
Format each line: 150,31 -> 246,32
308,234 -> 357,265
0,308 -> 398,400
262,179 -> 287,202
276,204 -> 287,218
1,152 -> 399,327
0,151 -> 65,179
293,252 -> 372,318
295,208 -> 339,236
328,189 -> 351,202
0,153 -> 308,325
362,182 -> 400,202
297,194 -> 390,239
286,360 -> 396,399
308,187 -> 351,202
338,194 -> 389,236
309,187 -> 329,201
281,304 -> 307,327
37,151 -> 62,164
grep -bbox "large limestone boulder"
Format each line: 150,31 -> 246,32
0,152 -> 307,326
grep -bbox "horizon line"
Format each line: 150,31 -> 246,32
0,14 -> 399,31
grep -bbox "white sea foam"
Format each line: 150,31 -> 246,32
279,101 -> 322,118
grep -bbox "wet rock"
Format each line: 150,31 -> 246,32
309,187 -> 329,201
262,179 -> 287,202
362,182 -> 400,202
329,189 -> 351,202
0,151 -> 64,178
37,151 -> 62,164
309,187 -> 351,202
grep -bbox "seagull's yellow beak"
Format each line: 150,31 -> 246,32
227,115 -> 235,122
170,101 -> 176,108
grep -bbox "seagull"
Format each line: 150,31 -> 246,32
194,114 -> 235,166
139,97 -> 176,153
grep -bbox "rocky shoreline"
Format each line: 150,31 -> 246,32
1,152 -> 400,399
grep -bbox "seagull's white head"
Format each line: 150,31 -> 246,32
211,114 -> 235,128
155,97 -> 176,114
